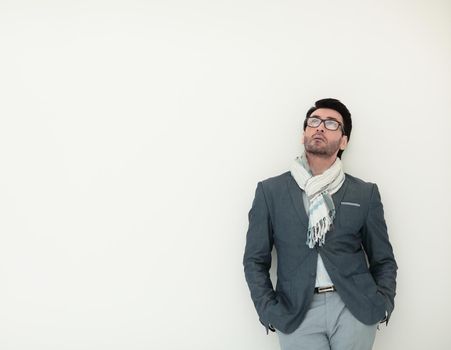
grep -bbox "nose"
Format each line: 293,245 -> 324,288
316,122 -> 326,132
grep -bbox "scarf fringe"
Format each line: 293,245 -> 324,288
306,210 -> 336,248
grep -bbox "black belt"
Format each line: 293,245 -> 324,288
314,286 -> 336,294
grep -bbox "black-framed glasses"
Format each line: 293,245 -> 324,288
306,116 -> 343,131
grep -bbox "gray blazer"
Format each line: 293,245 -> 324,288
243,171 -> 397,334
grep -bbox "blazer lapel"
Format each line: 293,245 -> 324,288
287,174 -> 309,228
332,176 -> 348,212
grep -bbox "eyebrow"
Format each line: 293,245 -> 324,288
310,115 -> 341,123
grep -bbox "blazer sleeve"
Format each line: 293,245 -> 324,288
243,181 -> 277,334
361,183 -> 398,325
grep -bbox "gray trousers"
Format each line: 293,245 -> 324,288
275,291 -> 378,350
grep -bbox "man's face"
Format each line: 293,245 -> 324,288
302,108 -> 348,158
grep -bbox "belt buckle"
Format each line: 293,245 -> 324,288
317,286 -> 335,293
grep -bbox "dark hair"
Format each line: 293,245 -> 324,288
303,98 -> 352,159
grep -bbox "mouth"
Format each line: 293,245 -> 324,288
312,135 -> 326,142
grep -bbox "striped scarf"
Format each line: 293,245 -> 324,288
289,151 -> 345,248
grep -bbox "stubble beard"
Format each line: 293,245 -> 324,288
304,136 -> 341,158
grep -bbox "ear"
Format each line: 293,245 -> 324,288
340,135 -> 348,150
301,131 -> 305,145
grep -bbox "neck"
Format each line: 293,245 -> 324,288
305,152 -> 337,176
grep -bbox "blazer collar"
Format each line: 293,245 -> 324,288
286,173 -> 349,228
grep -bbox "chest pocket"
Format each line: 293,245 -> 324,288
338,202 -> 364,232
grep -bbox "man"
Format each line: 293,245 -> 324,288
243,98 -> 397,350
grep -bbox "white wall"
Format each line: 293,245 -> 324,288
1,1 -> 450,349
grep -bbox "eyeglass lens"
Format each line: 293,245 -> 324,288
307,117 -> 340,131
